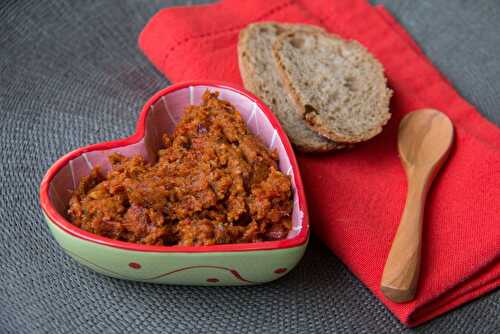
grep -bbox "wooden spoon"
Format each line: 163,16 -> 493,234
381,109 -> 454,303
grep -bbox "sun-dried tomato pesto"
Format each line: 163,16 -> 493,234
68,91 -> 293,246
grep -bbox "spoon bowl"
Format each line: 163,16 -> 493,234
398,109 -> 454,168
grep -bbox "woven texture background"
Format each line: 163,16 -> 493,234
0,0 -> 499,333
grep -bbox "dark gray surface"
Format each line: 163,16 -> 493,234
0,0 -> 499,333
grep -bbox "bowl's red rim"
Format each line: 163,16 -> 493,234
39,81 -> 309,253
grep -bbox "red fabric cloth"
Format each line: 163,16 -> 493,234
139,0 -> 500,326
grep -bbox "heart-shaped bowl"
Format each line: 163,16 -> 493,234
40,81 -> 309,285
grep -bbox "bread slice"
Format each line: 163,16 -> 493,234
238,22 -> 344,152
273,30 -> 392,143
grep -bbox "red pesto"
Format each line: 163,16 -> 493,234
68,91 -> 293,247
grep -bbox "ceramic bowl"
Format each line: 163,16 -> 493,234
40,81 -> 309,285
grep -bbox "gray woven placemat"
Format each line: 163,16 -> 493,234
0,1 -> 499,333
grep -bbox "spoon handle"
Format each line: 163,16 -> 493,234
381,170 -> 428,303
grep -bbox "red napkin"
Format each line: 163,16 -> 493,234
139,0 -> 500,326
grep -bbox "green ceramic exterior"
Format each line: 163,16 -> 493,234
45,214 -> 308,285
